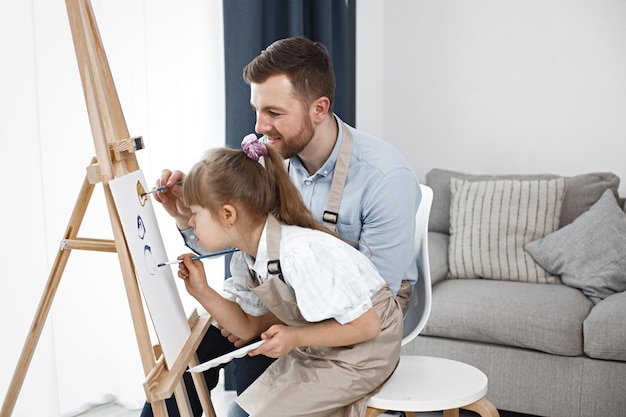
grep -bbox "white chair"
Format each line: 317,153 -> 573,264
365,184 -> 499,417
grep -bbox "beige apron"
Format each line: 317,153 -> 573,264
236,215 -> 403,417
322,122 -> 412,313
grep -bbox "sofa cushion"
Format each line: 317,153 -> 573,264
448,177 -> 565,283
423,279 -> 593,356
584,291 -> 626,361
426,169 -> 621,234
428,232 -> 450,287
525,189 -> 626,304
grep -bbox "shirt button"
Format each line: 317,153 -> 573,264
190,234 -> 197,240
305,180 -> 312,185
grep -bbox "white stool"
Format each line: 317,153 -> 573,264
366,186 -> 497,417
366,356 -> 499,417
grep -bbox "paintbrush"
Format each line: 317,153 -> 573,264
157,248 -> 238,267
142,179 -> 184,196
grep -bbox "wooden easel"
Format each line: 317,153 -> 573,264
0,1 -> 215,416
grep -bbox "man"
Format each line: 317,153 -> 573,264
141,36 -> 421,417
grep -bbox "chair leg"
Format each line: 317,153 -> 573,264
366,399 -> 498,417
365,410 -> 420,417
364,407 -> 386,417
462,398 -> 500,417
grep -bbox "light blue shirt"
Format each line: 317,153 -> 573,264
181,115 -> 420,295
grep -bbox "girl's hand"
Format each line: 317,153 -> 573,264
153,169 -> 191,229
250,324 -> 297,358
177,253 -> 208,298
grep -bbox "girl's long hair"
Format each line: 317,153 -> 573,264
183,142 -> 334,235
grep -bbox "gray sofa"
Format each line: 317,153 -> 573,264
403,168 -> 626,417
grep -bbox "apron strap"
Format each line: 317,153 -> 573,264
266,214 -> 284,280
323,122 -> 353,233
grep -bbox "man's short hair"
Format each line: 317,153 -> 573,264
243,37 -> 335,109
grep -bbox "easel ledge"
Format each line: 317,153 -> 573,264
144,311 -> 213,403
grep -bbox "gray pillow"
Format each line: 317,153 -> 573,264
448,177 -> 565,283
426,169 -> 621,234
525,189 -> 626,303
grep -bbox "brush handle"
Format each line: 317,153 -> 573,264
143,185 -> 168,196
143,179 -> 184,196
158,259 -> 183,267
157,248 -> 238,267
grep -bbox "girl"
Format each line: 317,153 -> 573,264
177,134 -> 403,417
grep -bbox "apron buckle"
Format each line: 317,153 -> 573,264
323,210 -> 338,224
267,259 -> 282,275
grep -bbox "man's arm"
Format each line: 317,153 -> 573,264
359,167 -> 421,295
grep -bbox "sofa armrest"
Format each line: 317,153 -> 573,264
428,232 -> 449,286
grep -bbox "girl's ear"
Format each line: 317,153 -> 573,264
222,204 -> 237,227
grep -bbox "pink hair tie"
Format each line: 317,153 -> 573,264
241,133 -> 268,162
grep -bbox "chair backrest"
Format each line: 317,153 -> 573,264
401,184 -> 433,346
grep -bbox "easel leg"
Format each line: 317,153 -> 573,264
190,354 -> 216,417
0,174 -> 96,417
174,381 -> 193,417
151,399 -> 169,417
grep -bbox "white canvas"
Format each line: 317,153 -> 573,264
109,169 -> 191,368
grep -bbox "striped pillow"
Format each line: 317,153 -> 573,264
448,177 -> 566,283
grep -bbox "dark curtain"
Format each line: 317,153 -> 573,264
221,0 -> 355,389
221,1 -> 355,274
222,0 -> 356,150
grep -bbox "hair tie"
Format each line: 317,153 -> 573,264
241,133 -> 268,163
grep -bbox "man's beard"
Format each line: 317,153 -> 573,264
270,117 -> 315,159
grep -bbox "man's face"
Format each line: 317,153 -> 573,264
250,74 -> 314,159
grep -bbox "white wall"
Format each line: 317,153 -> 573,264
0,1 -> 224,416
357,0 -> 626,195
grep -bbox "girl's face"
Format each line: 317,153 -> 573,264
188,204 -> 231,253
